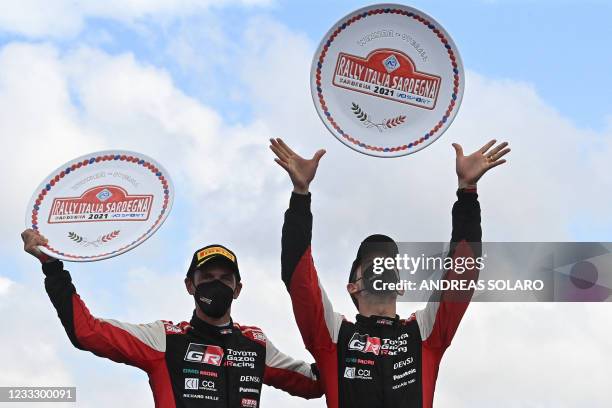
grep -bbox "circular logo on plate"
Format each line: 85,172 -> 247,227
26,150 -> 174,262
311,3 -> 464,157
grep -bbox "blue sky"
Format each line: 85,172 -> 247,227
270,0 -> 612,130
2,1 -> 609,130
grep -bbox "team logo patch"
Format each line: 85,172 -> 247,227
184,343 -> 224,366
225,350 -> 257,369
348,333 -> 381,355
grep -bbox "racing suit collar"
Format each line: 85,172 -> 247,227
189,311 -> 234,337
355,314 -> 400,328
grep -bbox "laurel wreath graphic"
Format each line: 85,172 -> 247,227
68,231 -> 84,243
101,230 -> 120,242
68,230 -> 120,247
351,103 -> 406,132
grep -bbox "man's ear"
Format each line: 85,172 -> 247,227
185,277 -> 195,295
347,282 -> 359,295
233,282 -> 243,299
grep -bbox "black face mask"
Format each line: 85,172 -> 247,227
194,280 -> 235,318
355,261 -> 399,296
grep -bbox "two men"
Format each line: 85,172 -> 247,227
271,137 -> 509,407
22,136 -> 508,407
21,233 -> 322,407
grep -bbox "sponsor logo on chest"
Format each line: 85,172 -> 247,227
184,343 -> 225,366
225,349 -> 258,369
348,333 -> 381,355
241,397 -> 258,407
348,332 -> 412,356
182,368 -> 219,378
240,375 -> 261,383
184,378 -> 217,392
344,367 -> 373,380
345,357 -> 375,366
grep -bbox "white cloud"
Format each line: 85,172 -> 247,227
0,42 -> 275,249
1,11 -> 611,408
0,279 -> 72,387
435,303 -> 612,407
0,276 -> 13,295
0,266 -> 154,408
0,0 -> 272,38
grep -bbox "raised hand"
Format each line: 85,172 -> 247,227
452,139 -> 510,188
21,229 -> 49,259
269,138 -> 326,194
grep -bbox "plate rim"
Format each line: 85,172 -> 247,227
310,2 -> 465,158
25,149 -> 175,262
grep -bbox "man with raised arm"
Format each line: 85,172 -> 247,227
20,232 -> 323,407
270,137 -> 509,408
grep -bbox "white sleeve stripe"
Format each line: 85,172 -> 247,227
415,301 -> 440,341
318,277 -> 343,344
265,339 -> 316,379
98,318 -> 166,352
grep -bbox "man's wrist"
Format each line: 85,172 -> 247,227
36,252 -> 56,264
292,186 -> 309,195
458,179 -> 477,190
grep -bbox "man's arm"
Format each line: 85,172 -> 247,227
282,192 -> 343,352
270,138 -> 343,354
22,230 -> 166,371
415,140 -> 510,350
262,335 -> 323,399
415,188 -> 481,350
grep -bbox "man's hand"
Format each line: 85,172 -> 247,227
269,138 -> 326,194
452,139 -> 510,188
21,229 -> 53,261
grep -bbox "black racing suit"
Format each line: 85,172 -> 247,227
43,260 -> 323,407
281,189 -> 481,408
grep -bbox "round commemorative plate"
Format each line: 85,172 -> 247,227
311,3 -> 464,157
26,150 -> 174,262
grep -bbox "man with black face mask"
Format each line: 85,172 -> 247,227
20,232 -> 323,407
348,236 -> 402,304
270,137 -> 510,408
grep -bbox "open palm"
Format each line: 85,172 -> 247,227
269,138 -> 325,194
453,139 -> 510,187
